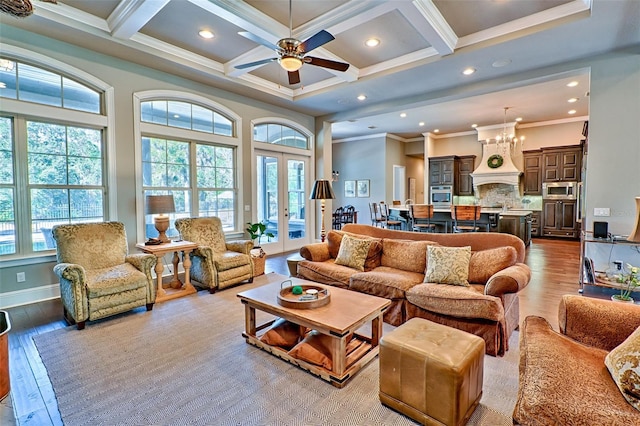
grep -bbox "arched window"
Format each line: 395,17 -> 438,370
253,123 -> 308,149
135,92 -> 241,237
0,49 -> 109,257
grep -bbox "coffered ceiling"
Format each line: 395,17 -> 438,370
2,0 -> 639,139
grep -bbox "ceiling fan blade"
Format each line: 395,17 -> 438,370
234,58 -> 277,70
288,70 -> 301,85
305,56 -> 350,72
299,30 -> 334,54
237,31 -> 278,51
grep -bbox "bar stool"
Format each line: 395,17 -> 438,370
369,202 -> 386,227
380,202 -> 402,230
451,205 -> 482,232
410,204 -> 437,233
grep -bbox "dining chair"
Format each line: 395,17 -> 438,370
332,206 -> 344,229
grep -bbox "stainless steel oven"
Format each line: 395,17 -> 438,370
430,185 -> 453,208
542,182 -> 578,200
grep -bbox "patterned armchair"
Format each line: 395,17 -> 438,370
175,217 -> 254,293
52,222 -> 157,330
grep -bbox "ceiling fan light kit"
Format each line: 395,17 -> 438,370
235,0 -> 349,85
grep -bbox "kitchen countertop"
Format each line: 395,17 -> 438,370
390,206 -> 538,214
499,210 -> 533,217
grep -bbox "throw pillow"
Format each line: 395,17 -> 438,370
288,331 -> 334,370
605,326 -> 640,411
334,234 -> 372,272
327,230 -> 382,271
259,318 -> 304,350
424,245 -> 472,286
468,246 -> 518,284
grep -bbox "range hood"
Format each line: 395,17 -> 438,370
471,122 -> 522,191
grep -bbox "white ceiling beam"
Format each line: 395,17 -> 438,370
108,0 -> 171,39
33,1 -> 109,32
408,0 -> 457,55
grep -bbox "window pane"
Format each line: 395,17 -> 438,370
0,60 -> 17,99
267,124 -> 282,143
68,156 -> 102,185
196,144 -> 215,167
216,146 -> 233,167
67,126 -> 102,158
18,63 -> 62,107
27,121 -> 66,155
28,153 -> 67,185
214,112 -> 232,136
142,100 -> 168,125
31,188 -> 67,251
192,105 -> 213,133
167,164 -> 189,187
149,138 -> 167,163
197,165 -> 216,187
254,124 -> 268,142
0,188 -> 15,255
216,167 -> 233,188
63,77 -> 100,113
0,117 -> 13,184
168,140 -> 189,165
70,189 -> 103,220
168,101 -> 191,129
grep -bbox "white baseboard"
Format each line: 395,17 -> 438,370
0,284 -> 61,309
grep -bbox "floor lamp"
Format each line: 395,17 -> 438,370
310,179 -> 336,242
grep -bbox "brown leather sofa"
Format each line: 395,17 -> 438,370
297,224 -> 531,356
513,295 -> 640,424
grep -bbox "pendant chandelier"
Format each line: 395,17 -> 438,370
489,107 -> 525,155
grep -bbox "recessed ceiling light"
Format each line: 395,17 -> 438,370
515,117 -> 523,122
568,97 -> 578,103
433,129 -> 440,133
462,67 -> 476,75
568,109 -> 577,115
419,122 -> 425,126
400,113 -> 407,118
357,94 -> 367,101
471,124 -> 478,128
199,30 -> 214,39
0,82 -> 5,89
365,38 -> 380,47
173,114 -> 180,118
567,81 -> 579,87
492,59 -> 511,68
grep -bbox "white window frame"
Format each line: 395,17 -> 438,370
0,44 -> 114,265
133,90 -> 243,242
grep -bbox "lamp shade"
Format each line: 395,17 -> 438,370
145,194 -> 175,215
310,180 -> 336,200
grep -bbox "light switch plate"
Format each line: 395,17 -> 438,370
244,205 -> 251,212
594,208 -> 610,217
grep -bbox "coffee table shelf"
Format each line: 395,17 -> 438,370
237,273 -> 390,388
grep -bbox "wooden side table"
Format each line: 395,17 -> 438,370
136,240 -> 198,303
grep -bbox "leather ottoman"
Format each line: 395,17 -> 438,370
379,318 -> 485,426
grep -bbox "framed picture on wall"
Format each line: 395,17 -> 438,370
356,180 -> 370,198
344,180 -> 356,198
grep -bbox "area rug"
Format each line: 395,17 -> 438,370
33,273 -> 519,425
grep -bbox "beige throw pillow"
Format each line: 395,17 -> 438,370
424,245 -> 471,286
605,326 -> 640,411
334,234 -> 372,272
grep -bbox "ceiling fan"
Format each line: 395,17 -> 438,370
234,0 -> 350,85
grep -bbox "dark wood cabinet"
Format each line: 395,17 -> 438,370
542,146 -> 582,182
429,155 -> 476,195
542,199 -> 579,238
522,150 -> 542,195
530,211 -> 541,237
457,155 -> 476,196
499,213 -> 532,246
429,156 -> 456,186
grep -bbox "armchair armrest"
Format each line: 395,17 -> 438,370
484,263 -> 531,297
299,243 -> 331,262
559,294 -> 640,351
53,262 -> 86,286
226,239 -> 253,255
53,262 -> 89,322
126,253 -> 157,273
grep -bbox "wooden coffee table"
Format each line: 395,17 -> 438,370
237,273 -> 390,388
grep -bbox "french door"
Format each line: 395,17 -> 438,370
255,150 -> 309,253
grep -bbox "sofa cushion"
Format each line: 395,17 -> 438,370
424,246 -> 471,286
380,239 -> 438,274
335,235 -> 372,271
605,325 -> 640,411
468,246 -> 517,284
406,283 -> 504,321
350,267 -> 424,299
327,230 -> 382,271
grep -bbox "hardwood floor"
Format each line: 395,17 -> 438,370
2,238 -> 581,425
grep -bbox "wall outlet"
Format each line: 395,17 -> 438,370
594,208 -> 610,217
244,205 -> 251,212
17,272 -> 25,282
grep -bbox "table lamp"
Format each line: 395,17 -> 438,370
628,196 -> 640,242
145,194 -> 175,243
310,179 -> 336,242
